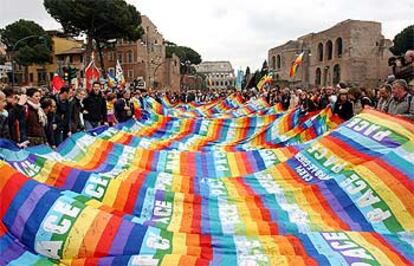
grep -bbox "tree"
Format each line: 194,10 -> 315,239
165,42 -> 202,70
253,70 -> 262,87
44,0 -> 144,72
0,19 -> 51,66
241,66 -> 251,89
259,60 -> 269,81
390,25 -> 414,55
261,60 -> 268,73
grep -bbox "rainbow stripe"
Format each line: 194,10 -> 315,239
0,96 -> 413,265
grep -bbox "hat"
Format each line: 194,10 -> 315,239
392,79 -> 409,90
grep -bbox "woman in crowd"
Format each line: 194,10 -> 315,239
25,88 -> 47,146
281,88 -> 291,110
334,89 -> 354,120
298,90 -> 318,114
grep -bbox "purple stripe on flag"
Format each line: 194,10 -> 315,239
63,168 -> 81,189
109,219 -> 135,255
10,185 -> 50,239
0,240 -> 27,263
317,181 -> 361,231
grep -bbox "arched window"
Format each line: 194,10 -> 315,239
333,64 -> 341,85
317,43 -> 324,62
315,68 -> 321,85
335,38 -> 343,58
117,52 -> 123,63
326,40 -> 333,60
127,50 -> 133,63
276,74 -> 280,81
323,66 -> 330,86
271,56 -> 276,69
277,55 -> 281,69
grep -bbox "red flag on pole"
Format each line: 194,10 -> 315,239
85,53 -> 100,92
51,74 -> 65,93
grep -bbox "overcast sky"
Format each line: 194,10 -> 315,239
1,0 -> 413,71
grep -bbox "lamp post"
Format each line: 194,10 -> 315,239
11,35 -> 47,89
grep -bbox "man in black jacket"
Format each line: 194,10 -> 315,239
83,82 -> 107,130
54,86 -> 71,145
115,89 -> 134,123
70,89 -> 86,133
3,88 -> 27,143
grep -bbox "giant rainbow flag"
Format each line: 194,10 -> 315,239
0,95 -> 413,266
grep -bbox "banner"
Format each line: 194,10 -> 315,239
0,95 -> 413,265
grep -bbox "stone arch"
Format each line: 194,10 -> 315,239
277,55 -> 281,69
271,56 -> 276,69
325,40 -> 333,60
127,50 -> 134,63
315,68 -> 322,85
335,37 -> 343,58
317,43 -> 324,62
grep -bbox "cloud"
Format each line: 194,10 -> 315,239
0,0 -> 60,30
1,0 -> 413,71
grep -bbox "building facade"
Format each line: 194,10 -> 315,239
195,61 -> 235,90
268,20 -> 393,89
103,15 -> 181,91
15,31 -> 85,87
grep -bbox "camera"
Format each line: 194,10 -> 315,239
388,56 -> 406,67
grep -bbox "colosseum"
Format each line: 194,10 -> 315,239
268,19 -> 394,89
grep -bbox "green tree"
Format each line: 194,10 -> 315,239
261,60 -> 268,73
44,0 -> 144,71
259,60 -> 268,80
390,25 -> 414,55
0,19 -> 51,66
166,42 -> 202,70
241,66 -> 250,89
253,70 -> 262,87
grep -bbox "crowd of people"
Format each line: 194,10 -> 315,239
0,81 -> 138,148
254,78 -> 414,122
0,75 -> 413,149
166,77 -> 413,122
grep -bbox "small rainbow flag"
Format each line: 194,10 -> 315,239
290,51 -> 304,78
257,74 -> 273,91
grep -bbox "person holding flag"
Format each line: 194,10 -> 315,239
84,53 -> 101,92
